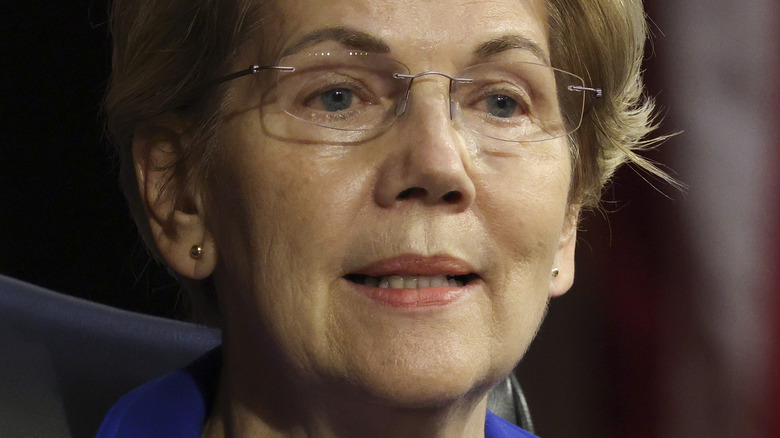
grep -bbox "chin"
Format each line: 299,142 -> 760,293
328,340 -> 514,409
310,291 -> 533,408
374,374 -> 499,409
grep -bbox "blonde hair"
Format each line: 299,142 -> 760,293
106,0 -> 669,320
546,0 -> 674,208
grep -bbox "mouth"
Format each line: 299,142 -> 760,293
344,273 -> 479,288
343,254 -> 480,308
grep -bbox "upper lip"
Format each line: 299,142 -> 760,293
348,254 -> 477,277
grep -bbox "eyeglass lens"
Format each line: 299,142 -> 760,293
261,51 -> 585,144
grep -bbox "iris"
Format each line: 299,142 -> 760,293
320,88 -> 353,111
486,95 -> 518,118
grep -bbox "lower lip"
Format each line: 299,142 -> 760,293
349,282 -> 470,308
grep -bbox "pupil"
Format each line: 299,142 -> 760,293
321,88 -> 352,111
487,95 -> 517,118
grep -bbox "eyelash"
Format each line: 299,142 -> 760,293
465,85 -> 530,112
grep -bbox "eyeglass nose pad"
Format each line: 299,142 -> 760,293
395,88 -> 456,119
396,87 -> 411,118
396,99 -> 407,118
395,78 -> 414,118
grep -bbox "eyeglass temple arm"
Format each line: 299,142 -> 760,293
208,65 -> 295,87
568,85 -> 603,98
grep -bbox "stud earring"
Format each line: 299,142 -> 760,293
190,244 -> 203,259
551,267 -> 559,277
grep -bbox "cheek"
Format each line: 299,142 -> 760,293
476,147 -> 571,259
204,120 -> 380,362
208,149 -> 346,287
209,126 -> 365,257
472,149 -> 571,351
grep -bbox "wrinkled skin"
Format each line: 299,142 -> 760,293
135,0 -> 578,436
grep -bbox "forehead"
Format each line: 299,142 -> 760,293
260,0 -> 549,63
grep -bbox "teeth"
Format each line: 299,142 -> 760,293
388,276 -> 404,289
430,275 -> 447,287
365,275 -> 464,289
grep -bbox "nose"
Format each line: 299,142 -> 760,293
373,78 -> 476,211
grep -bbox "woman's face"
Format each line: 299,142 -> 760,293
203,0 -> 577,406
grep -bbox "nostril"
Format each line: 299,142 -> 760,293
396,187 -> 463,203
397,187 -> 426,200
442,191 -> 462,203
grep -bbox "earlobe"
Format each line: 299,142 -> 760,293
132,120 -> 217,280
549,207 -> 580,297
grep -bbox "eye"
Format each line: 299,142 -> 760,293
485,94 -> 518,118
300,81 -> 367,114
461,79 -> 532,122
319,88 -> 353,111
282,63 -> 407,130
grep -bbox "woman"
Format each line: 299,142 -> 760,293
98,0 -> 668,436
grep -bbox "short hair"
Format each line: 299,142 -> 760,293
546,0 -> 673,208
105,0 -> 670,321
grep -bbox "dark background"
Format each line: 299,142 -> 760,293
1,2 -> 182,317
1,2 -> 681,437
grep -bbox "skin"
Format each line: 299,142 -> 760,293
133,0 -> 579,436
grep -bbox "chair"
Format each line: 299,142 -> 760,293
0,274 -> 532,437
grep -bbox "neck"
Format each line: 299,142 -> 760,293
201,343 -> 490,438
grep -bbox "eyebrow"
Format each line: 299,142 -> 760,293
474,34 -> 549,65
281,26 -> 391,57
281,28 -> 548,65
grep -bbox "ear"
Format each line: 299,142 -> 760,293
132,119 -> 216,280
549,206 -> 580,298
